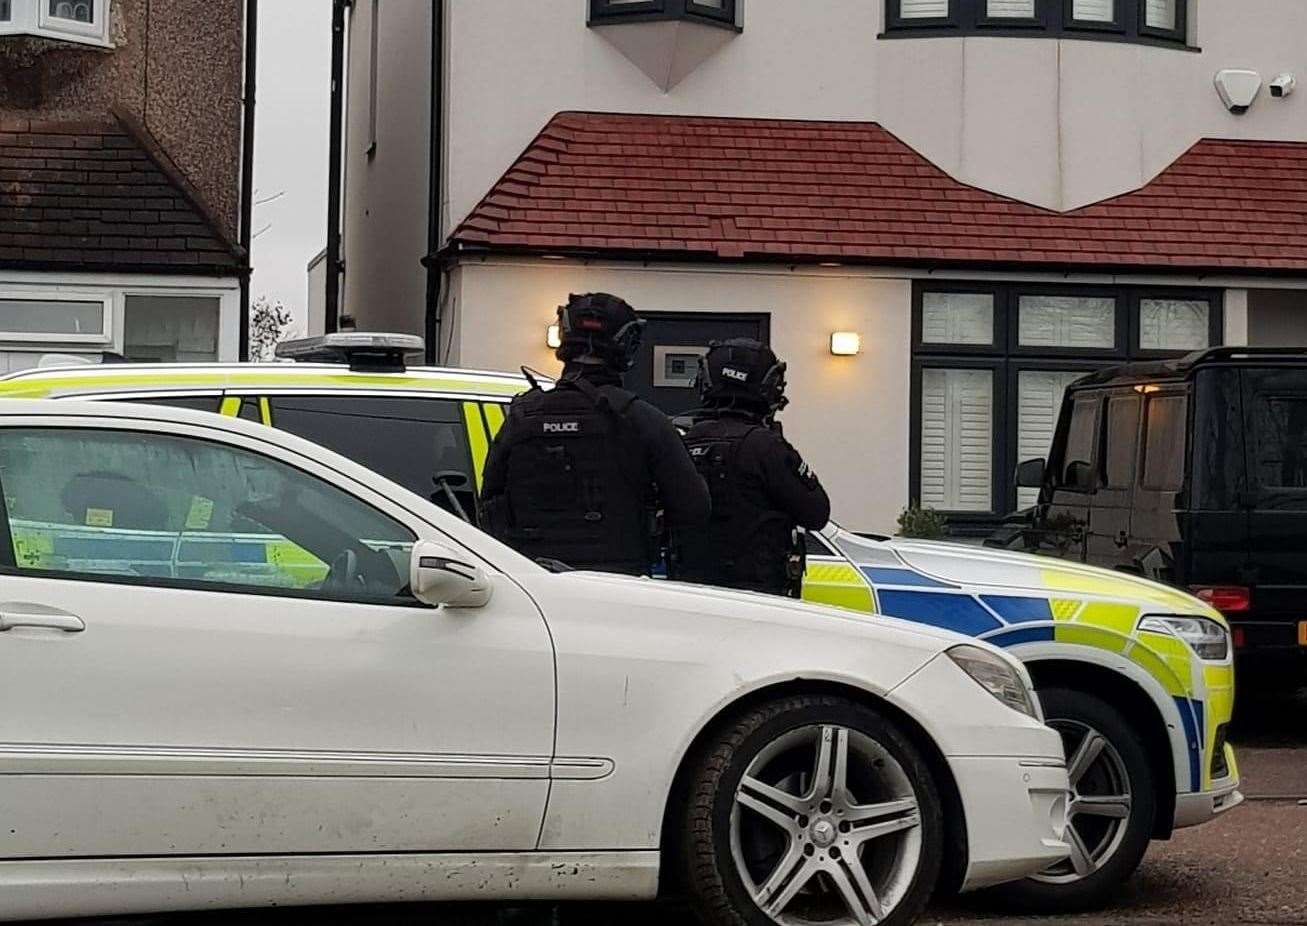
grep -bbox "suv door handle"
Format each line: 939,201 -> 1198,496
0,604 -> 85,633
1114,531 -> 1129,549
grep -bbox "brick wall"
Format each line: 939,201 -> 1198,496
0,0 -> 244,239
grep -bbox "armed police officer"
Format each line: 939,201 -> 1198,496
480,293 -> 709,575
671,339 -> 830,597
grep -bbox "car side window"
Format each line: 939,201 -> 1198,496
1141,395 -> 1187,491
0,427 -> 415,604
1057,397 -> 1100,489
111,395 -> 223,414
1103,396 -> 1141,489
267,396 -> 478,524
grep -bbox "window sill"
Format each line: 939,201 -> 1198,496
0,28 -> 113,49
877,27 -> 1199,52
588,11 -> 742,32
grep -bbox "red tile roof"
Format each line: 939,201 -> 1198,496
0,116 -> 243,275
450,112 -> 1307,274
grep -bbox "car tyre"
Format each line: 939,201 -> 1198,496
994,687 -> 1156,913
680,694 -> 944,926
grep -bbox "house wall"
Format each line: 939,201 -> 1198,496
339,0 -> 431,333
1248,289 -> 1307,347
448,259 -> 913,533
344,0 -> 1307,334
443,0 -> 1307,223
0,0 -> 244,237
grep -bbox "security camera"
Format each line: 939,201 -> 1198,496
1214,69 -> 1263,114
1270,73 -> 1296,98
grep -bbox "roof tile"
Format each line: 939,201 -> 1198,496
0,119 -> 240,273
450,112 -> 1307,272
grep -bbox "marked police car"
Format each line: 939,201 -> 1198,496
0,334 -> 1242,910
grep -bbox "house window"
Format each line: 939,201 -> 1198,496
123,295 -> 220,363
589,0 -> 738,29
0,0 -> 110,45
0,296 -> 111,344
911,283 -> 1220,532
884,0 -> 1189,47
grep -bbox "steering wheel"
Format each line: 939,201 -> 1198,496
323,548 -> 365,596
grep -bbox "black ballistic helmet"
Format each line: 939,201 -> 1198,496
696,338 -> 789,414
555,293 -> 646,371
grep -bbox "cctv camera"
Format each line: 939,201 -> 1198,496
1214,69 -> 1263,114
1270,73 -> 1296,98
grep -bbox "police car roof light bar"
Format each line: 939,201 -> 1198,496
274,333 -> 425,373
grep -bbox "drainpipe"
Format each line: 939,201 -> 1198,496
238,0 -> 258,360
423,0 -> 445,364
325,0 -> 350,334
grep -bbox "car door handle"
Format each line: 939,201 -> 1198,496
1114,531 -> 1129,548
0,604 -> 85,633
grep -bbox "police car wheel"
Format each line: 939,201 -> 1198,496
993,687 -> 1156,913
679,694 -> 943,926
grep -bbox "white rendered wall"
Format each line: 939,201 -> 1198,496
448,260 -> 913,534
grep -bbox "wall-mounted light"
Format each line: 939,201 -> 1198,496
829,331 -> 861,356
545,324 -> 562,349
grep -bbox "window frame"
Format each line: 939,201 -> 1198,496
0,291 -> 113,346
910,281 -> 1221,530
588,0 -> 740,30
0,0 -> 112,46
910,355 -> 1008,529
0,421 -> 436,607
1063,0 -> 1125,33
882,0 -> 1193,49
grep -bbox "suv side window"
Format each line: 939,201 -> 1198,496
1057,396 -> 1100,489
1141,395 -> 1187,491
0,427 -> 414,603
267,396 -> 477,522
1103,396 -> 1141,489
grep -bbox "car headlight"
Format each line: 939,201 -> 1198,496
947,645 -> 1039,719
1138,615 -> 1230,661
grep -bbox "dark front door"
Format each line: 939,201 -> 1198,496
628,312 -> 770,416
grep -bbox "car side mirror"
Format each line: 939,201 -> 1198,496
1015,458 -> 1046,489
410,540 -> 492,609
1065,460 -> 1094,491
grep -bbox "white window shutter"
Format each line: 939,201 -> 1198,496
1145,0 -> 1176,29
921,369 -> 993,512
987,0 -> 1035,17
1139,299 -> 1210,351
922,292 -> 994,345
899,0 -> 949,18
1071,0 -> 1114,21
1019,296 -> 1116,349
1017,371 -> 1086,508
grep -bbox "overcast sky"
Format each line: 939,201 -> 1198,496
249,0 -> 330,335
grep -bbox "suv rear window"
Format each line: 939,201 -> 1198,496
1249,394 -> 1307,490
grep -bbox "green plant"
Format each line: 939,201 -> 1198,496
897,505 -> 949,540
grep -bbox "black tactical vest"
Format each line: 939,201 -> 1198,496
486,378 -> 655,573
674,419 -> 793,595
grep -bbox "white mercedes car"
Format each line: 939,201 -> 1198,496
0,401 -> 1068,925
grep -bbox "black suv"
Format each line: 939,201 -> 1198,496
993,348 -> 1307,661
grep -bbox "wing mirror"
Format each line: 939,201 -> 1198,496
1015,458 -> 1046,489
409,540 -> 493,609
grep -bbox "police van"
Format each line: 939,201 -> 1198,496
0,333 -> 1240,910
